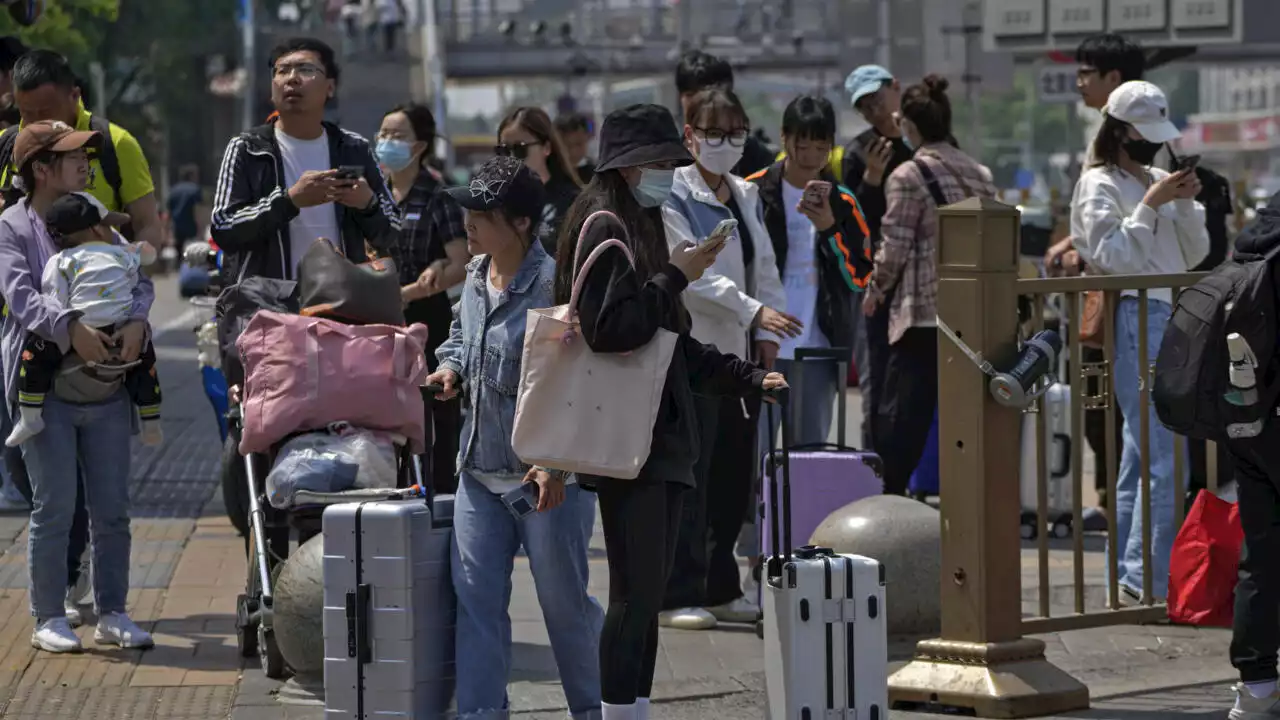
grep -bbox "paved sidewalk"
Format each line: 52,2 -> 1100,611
0,286 -> 1248,719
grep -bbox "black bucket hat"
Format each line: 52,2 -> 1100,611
445,155 -> 546,223
595,104 -> 693,172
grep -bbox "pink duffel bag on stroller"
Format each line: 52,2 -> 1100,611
237,310 -> 430,455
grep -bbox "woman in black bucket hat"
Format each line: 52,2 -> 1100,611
552,104 -> 789,719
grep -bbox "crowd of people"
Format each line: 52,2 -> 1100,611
0,18 -> 1273,720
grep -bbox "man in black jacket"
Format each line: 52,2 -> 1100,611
211,37 -> 398,282
841,64 -> 914,452
674,50 -> 775,178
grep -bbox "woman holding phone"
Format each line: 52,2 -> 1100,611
424,156 -> 603,720
555,103 -> 788,719
745,95 -> 872,448
658,87 -> 796,631
1068,80 -> 1207,604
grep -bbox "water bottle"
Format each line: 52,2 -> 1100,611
1225,332 -> 1265,439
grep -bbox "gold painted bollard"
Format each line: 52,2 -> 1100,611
887,197 -> 1090,718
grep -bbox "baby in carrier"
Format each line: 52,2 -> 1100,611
6,191 -> 162,447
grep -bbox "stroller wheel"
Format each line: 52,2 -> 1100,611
236,594 -> 258,658
258,624 -> 288,680
221,434 -> 250,538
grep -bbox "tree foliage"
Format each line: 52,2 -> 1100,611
0,0 -> 117,67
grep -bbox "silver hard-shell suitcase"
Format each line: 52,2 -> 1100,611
1019,381 -> 1075,540
322,493 -> 456,719
761,390 -> 889,720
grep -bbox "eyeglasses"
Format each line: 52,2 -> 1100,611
494,141 -> 542,160
273,63 -> 325,80
694,128 -> 749,147
1077,67 -> 1101,81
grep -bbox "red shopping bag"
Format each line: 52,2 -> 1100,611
1167,490 -> 1243,627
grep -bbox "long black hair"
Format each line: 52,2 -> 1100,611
1089,114 -> 1130,168
552,169 -> 675,312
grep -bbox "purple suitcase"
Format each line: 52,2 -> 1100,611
759,347 -> 884,559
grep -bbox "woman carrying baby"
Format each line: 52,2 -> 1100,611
0,120 -> 156,654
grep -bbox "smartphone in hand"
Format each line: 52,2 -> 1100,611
1176,155 -> 1201,173
803,180 -> 831,208
501,483 -> 540,519
335,165 -> 365,181
704,218 -> 738,247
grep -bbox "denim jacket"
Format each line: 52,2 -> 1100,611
435,241 -> 555,476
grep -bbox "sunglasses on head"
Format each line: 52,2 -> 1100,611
494,141 -> 542,160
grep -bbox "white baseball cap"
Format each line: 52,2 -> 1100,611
1104,81 -> 1182,144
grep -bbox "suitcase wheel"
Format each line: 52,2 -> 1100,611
258,624 -> 288,680
1019,511 -> 1038,541
236,594 -> 258,658
1051,516 -> 1072,539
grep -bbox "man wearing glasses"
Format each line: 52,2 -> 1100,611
841,64 -> 913,453
211,37 -> 399,283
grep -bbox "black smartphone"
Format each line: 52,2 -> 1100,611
1177,154 -> 1201,172
335,165 -> 364,180
501,483 -> 539,519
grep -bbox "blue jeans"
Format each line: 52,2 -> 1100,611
452,473 -> 603,719
22,393 -> 133,619
1112,297 -> 1180,600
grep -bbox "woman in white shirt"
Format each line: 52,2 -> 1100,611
1070,81 -> 1209,604
660,87 -> 798,631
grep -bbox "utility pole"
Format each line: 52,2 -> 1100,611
876,0 -> 891,68
420,0 -> 452,169
241,0 -> 256,131
962,0 -> 983,155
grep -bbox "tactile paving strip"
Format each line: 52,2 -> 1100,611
0,686 -> 234,719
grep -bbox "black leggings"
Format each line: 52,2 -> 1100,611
595,479 -> 685,705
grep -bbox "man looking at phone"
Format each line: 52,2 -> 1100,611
212,37 -> 398,281
747,95 -> 871,446
840,64 -> 914,452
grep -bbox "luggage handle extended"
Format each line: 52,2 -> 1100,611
764,386 -> 793,581
792,346 -> 850,447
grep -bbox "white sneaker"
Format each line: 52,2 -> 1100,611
64,589 -> 83,628
30,617 -> 82,653
70,558 -> 93,606
707,596 -> 760,624
94,612 -> 154,649
658,607 -> 717,630
1231,683 -> 1280,719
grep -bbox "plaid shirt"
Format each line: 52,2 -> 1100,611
871,143 -> 996,345
388,166 -> 466,285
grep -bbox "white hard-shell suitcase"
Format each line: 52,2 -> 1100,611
761,391 -> 889,720
1018,381 -> 1075,540
322,491 -> 456,719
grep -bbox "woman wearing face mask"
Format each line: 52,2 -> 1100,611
375,102 -> 469,494
496,106 -> 584,255
657,87 -> 798,632
424,156 -> 603,720
1070,80 -> 1207,604
554,103 -> 789,720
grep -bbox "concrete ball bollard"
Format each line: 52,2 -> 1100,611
272,533 -> 327,677
809,494 -> 942,636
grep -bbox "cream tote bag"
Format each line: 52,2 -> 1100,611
512,210 -> 678,479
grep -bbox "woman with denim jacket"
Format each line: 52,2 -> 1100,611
424,156 -> 603,720
553,104 -> 789,720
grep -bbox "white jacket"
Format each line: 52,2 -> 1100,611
662,164 -> 786,361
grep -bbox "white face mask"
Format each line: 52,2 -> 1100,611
694,134 -> 745,177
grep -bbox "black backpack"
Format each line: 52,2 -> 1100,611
0,114 -> 125,213
1153,245 -> 1280,443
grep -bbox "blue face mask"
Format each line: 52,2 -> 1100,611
631,168 -> 675,208
375,139 -> 416,172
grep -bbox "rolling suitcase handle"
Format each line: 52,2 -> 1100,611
764,386 -> 793,581
793,346 -> 850,448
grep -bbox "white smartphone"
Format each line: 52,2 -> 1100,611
704,218 -> 738,246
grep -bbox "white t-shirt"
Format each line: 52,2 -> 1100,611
778,181 -> 827,360
486,272 -> 503,310
277,128 -> 341,277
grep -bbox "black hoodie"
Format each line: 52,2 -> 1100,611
1234,191 -> 1280,261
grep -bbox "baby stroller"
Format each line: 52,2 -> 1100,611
221,243 -> 433,679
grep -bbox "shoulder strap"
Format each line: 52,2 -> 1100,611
912,159 -> 948,207
0,127 -> 16,178
88,114 -> 124,211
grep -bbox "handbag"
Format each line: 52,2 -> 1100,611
511,210 -> 679,479
53,356 -> 139,404
1079,289 -> 1105,349
237,311 -> 430,454
1167,489 -> 1243,627
297,239 -> 405,327
215,251 -> 299,388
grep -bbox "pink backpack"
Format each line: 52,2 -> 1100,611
237,311 -> 430,455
